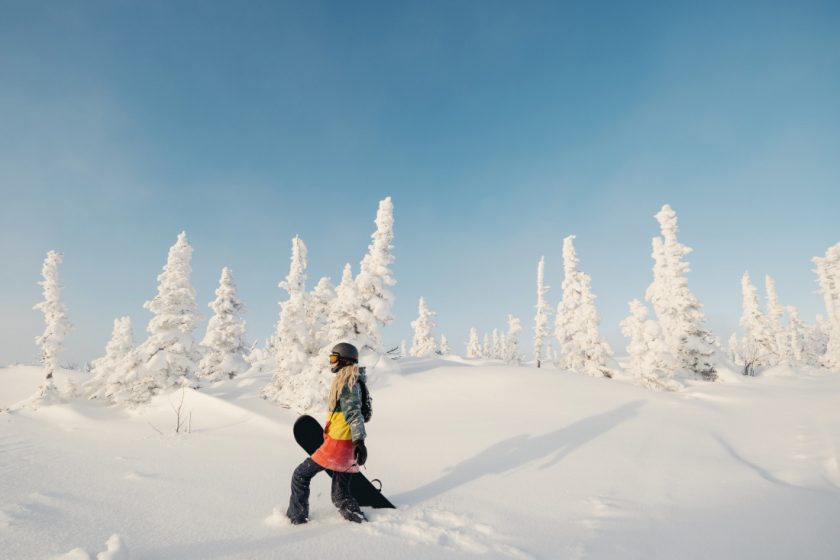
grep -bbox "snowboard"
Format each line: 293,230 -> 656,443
293,414 -> 396,509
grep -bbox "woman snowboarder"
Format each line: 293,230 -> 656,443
286,342 -> 370,524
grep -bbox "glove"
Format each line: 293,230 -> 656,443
353,440 -> 367,466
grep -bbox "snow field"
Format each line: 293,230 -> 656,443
2,360 -> 840,559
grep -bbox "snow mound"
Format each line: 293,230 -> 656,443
96,534 -> 130,560
53,534 -> 129,560
263,506 -> 289,528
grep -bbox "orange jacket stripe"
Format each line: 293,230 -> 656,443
311,410 -> 359,473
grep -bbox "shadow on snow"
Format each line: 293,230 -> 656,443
395,400 -> 645,505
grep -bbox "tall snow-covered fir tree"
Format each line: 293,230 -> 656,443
491,329 -> 501,360
534,256 -> 551,368
87,316 -> 134,399
355,196 -> 396,353
554,235 -> 613,378
645,205 -> 717,381
482,333 -> 492,359
813,242 -> 840,370
765,275 -> 788,364
466,327 -> 482,358
737,271 -> 774,370
33,250 -> 73,401
410,297 -> 437,357
620,299 -> 673,390
111,232 -> 202,405
199,267 -> 248,382
502,314 -> 523,365
263,236 -> 312,403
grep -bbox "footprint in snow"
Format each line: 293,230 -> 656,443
3,492 -> 66,526
569,495 -> 634,558
366,505 -> 533,559
782,424 -> 840,489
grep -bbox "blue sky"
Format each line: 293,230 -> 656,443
1,0 -> 839,365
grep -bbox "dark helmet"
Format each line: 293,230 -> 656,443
330,342 -> 359,372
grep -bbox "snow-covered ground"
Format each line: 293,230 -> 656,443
2,360 -> 839,559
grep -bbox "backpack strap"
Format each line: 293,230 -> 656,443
358,380 -> 373,423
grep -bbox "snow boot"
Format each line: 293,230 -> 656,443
339,508 -> 368,523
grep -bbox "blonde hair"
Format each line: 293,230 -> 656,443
328,364 -> 360,412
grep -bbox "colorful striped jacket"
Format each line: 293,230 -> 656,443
311,368 -> 367,473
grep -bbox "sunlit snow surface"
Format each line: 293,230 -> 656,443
1,360 -> 839,559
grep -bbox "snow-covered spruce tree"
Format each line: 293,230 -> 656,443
644,205 -> 717,381
765,275 -> 788,364
111,232 -> 202,405
439,334 -> 450,355
466,327 -> 482,358
307,276 -> 335,354
355,196 -> 396,353
410,297 -> 437,357
554,235 -> 613,378
199,267 -> 248,382
813,242 -> 840,370
534,256 -> 551,368
33,250 -> 73,402
786,306 -> 810,365
620,299 -> 673,389
492,328 -> 503,360
263,236 -> 312,403
482,333 -> 491,359
87,316 -> 134,399
502,314 -> 522,365
737,271 -> 774,372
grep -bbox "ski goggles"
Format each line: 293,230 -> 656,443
329,353 -> 340,365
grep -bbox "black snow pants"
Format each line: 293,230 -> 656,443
286,457 -> 361,521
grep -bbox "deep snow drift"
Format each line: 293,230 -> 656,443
1,360 -> 839,559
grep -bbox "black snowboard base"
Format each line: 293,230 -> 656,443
293,414 -> 395,509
